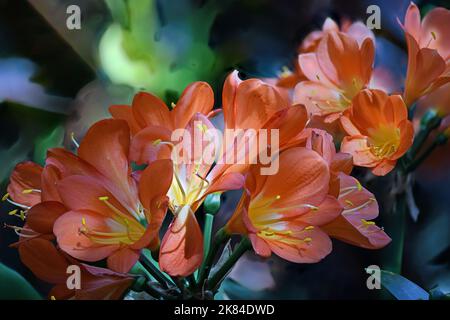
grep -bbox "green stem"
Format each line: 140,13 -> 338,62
140,252 -> 172,288
197,228 -> 230,289
408,113 -> 441,158
207,237 -> 251,292
406,134 -> 448,173
203,213 -> 215,261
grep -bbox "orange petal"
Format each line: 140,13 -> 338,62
130,125 -> 172,165
109,104 -> 143,135
131,92 -> 172,129
173,82 -> 214,129
26,201 -> 67,235
7,161 -> 43,207
41,165 -> 62,202
159,206 -> 203,277
107,247 -> 140,273
323,215 -> 391,249
18,238 -> 69,284
54,210 -> 120,262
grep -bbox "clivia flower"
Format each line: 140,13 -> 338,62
117,82 -> 245,277
294,31 -> 375,122
277,18 -> 374,89
19,238 -> 134,300
299,129 -> 390,248
50,119 -> 173,273
226,147 -> 342,263
340,89 -> 414,176
400,2 -> 450,107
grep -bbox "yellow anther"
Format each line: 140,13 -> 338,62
345,199 -> 354,206
152,139 -> 162,146
2,193 -> 10,201
431,31 -> 436,40
361,219 -> 375,226
316,74 -> 321,81
355,180 -> 362,191
303,237 -> 312,243
22,189 -> 33,194
82,217 -> 87,226
275,195 -> 281,200
50,296 -> 56,300
196,123 -> 208,133
8,209 -> 18,216
99,196 -> 109,201
171,102 -> 176,108
304,226 -> 314,231
310,205 -> 319,211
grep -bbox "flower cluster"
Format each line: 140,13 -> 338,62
3,2 -> 449,300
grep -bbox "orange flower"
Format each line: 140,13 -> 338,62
400,2 -> 450,106
19,238 -> 134,300
52,119 -> 173,273
277,18 -> 374,89
322,173 -> 391,249
299,129 -> 390,248
156,114 -> 244,277
340,89 -> 414,176
294,31 -> 375,122
110,81 -> 214,135
226,147 -> 342,263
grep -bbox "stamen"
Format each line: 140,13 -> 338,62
343,198 -> 375,214
22,189 -> 41,194
303,237 -> 312,243
1,193 -> 9,201
171,102 -> 176,109
71,132 -> 80,148
304,226 -> 314,231
6,198 -> 31,210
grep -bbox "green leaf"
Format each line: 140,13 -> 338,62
380,270 -> 429,300
0,263 -> 42,300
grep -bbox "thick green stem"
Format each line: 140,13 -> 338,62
207,237 -> 251,292
203,213 -> 215,261
197,228 -> 230,289
408,113 -> 441,158
407,134 -> 448,173
140,252 -> 173,288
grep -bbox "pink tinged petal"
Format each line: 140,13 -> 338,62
249,234 -> 272,258
421,7 -> 450,59
345,21 -> 375,46
107,247 -> 140,273
298,53 -> 335,87
53,210 -> 120,262
293,81 -> 344,117
403,2 -> 422,42
340,116 -> 361,136
338,173 -> 378,220
340,136 -> 379,168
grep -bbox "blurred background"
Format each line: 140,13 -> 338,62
0,0 -> 449,299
